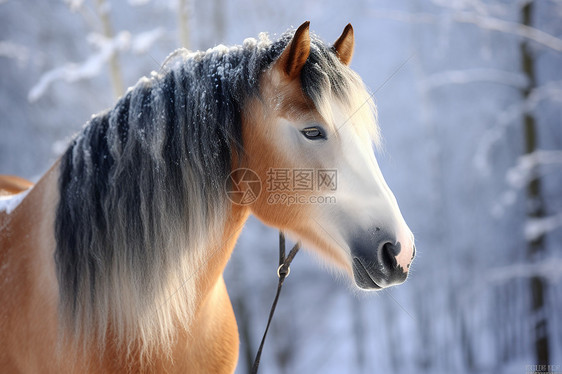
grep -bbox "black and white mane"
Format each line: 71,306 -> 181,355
54,30 -> 372,355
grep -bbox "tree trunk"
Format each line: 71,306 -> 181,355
520,1 -> 550,366
177,0 -> 191,49
213,0 -> 225,44
94,0 -> 124,99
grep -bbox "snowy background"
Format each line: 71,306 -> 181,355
1,0 -> 561,373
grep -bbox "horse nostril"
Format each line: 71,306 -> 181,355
381,242 -> 400,270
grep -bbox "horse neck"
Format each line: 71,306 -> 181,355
0,162 -> 63,365
196,203 -> 250,300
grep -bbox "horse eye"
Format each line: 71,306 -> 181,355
301,126 -> 326,140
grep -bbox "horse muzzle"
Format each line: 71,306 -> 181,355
350,229 -> 415,290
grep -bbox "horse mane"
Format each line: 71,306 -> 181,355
54,29 -> 378,359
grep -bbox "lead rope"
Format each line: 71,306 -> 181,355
250,231 -> 300,374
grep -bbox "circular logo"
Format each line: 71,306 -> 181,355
225,168 -> 262,206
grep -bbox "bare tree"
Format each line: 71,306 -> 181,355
213,0 -> 226,44
94,0 -> 124,98
178,0 -> 191,49
520,0 -> 550,366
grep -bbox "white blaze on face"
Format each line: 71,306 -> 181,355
329,100 -> 415,272
263,85 -> 414,284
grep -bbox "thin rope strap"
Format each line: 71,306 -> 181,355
251,231 -> 300,374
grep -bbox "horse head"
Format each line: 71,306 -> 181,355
241,22 -> 415,290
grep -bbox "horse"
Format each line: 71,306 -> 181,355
0,22 -> 415,373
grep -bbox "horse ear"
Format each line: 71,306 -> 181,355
333,23 -> 354,65
276,21 -> 311,80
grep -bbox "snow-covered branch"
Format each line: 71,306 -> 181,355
132,27 -> 165,54
370,7 -> 562,52
453,11 -> 562,52
506,149 -> 562,189
63,0 -> 85,12
28,28 -> 164,102
474,80 -> 562,175
489,259 -> 562,283
420,68 -> 528,92
430,0 -> 510,17
0,41 -> 29,66
128,0 -> 151,6
525,213 -> 562,241
459,258 -> 562,306
28,31 -> 129,102
490,149 -> 562,217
